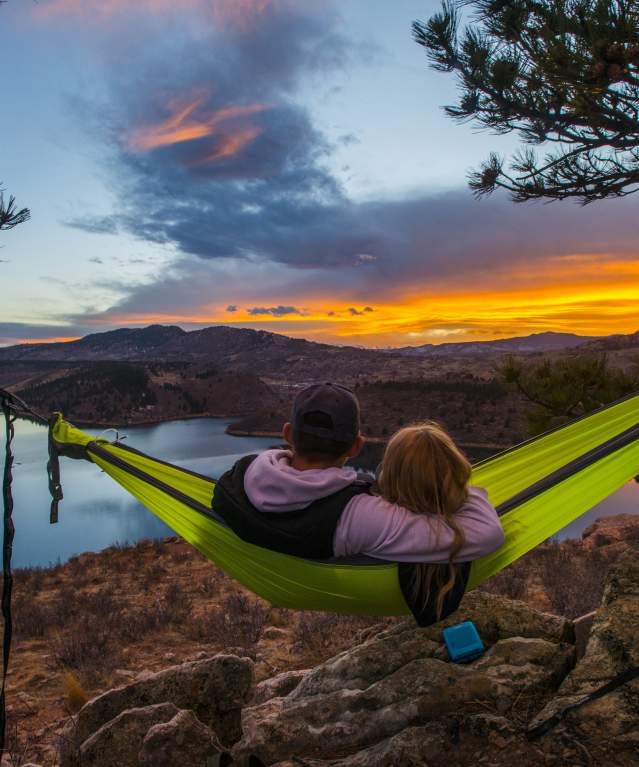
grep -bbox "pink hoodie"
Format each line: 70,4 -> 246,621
244,449 -> 505,562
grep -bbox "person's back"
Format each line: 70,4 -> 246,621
212,382 -> 370,559
212,382 -> 505,624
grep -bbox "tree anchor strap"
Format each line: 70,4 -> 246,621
0,400 -> 16,756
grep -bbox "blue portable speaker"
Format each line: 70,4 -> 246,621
442,620 -> 485,663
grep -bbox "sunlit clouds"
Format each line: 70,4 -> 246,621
126,96 -> 270,166
31,0 -> 281,24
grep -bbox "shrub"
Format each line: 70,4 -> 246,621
187,594 -> 269,647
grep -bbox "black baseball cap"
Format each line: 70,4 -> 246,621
291,382 -> 360,443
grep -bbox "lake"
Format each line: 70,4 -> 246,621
2,418 -> 638,567
3,418 -> 276,568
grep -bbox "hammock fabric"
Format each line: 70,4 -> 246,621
49,391 -> 639,616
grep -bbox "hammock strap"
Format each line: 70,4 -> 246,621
0,399 -> 16,756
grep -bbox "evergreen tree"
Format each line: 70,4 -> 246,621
414,1 -> 639,202
0,185 -> 30,230
499,353 -> 639,433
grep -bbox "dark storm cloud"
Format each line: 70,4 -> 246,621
247,305 -> 303,316
225,304 -> 238,312
66,0 -> 356,267
0,322 -> 94,345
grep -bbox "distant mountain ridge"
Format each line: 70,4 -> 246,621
0,326 -> 610,363
0,325 -> 379,382
394,331 -> 602,356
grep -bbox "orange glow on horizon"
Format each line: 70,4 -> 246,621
98,258 -> 639,347
15,337 -> 81,346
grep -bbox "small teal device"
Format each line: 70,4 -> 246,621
442,620 -> 485,663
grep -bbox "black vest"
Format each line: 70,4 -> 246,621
212,455 -> 371,559
212,455 -> 470,626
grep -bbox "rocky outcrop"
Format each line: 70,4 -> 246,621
233,595 -> 576,765
528,547 -> 639,750
55,548 -> 639,767
581,513 -> 639,553
59,654 -> 253,766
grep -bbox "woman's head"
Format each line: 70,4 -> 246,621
377,422 -> 472,620
378,421 -> 471,520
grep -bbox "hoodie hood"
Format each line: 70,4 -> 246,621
244,449 -> 357,513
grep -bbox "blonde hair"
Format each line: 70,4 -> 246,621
377,421 -> 471,620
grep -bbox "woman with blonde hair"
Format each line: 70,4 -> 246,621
375,422 -> 478,624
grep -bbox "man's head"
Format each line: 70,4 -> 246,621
283,382 -> 364,468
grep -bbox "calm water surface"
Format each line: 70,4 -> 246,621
2,418 -> 638,567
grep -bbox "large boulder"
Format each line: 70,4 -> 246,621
138,709 -> 230,766
528,547 -> 639,754
77,703 -> 180,767
59,654 -> 253,766
233,594 -> 576,765
237,658 -> 496,764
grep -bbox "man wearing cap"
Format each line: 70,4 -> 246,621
211,383 -> 503,579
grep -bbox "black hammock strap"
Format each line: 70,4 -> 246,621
527,665 -> 639,739
47,415 -> 63,525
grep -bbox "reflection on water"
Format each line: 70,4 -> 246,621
1,418 -> 638,567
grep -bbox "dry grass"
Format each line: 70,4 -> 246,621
62,672 -> 89,713
292,612 -> 397,661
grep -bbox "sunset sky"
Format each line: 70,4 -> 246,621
2,0 -> 638,348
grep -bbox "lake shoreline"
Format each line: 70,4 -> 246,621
53,411 -> 245,431
58,415 -> 512,453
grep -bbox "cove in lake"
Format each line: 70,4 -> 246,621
3,418 -> 638,568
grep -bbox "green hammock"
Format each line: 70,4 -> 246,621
50,392 -> 639,616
